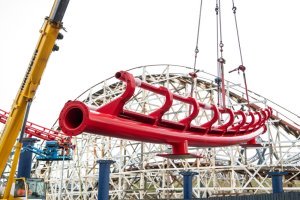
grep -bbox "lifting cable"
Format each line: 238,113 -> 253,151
193,0 -> 203,72
215,0 -> 226,108
215,0 -> 221,107
229,0 -> 250,109
190,0 -> 203,98
232,0 -> 243,65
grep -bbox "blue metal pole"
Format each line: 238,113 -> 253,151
17,138 -> 37,178
97,159 -> 115,200
268,171 -> 288,193
180,171 -> 198,200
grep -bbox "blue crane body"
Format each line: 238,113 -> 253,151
23,141 -> 72,161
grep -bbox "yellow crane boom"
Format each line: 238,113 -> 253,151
0,0 -> 69,177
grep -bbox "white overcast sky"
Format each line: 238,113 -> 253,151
0,0 -> 299,128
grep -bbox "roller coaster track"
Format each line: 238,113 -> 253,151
0,108 -> 71,146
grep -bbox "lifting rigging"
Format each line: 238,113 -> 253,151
229,0 -> 251,108
189,0 -> 203,98
215,0 -> 227,108
191,0 -> 251,109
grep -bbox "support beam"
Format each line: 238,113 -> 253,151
17,138 -> 37,178
180,171 -> 198,200
268,171 -> 288,193
97,159 -> 115,200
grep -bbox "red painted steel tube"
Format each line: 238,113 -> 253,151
59,71 -> 272,154
59,100 -> 268,145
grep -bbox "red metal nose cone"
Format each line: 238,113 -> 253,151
59,101 -> 88,136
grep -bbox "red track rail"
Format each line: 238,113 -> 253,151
0,109 -> 71,146
59,71 -> 272,156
